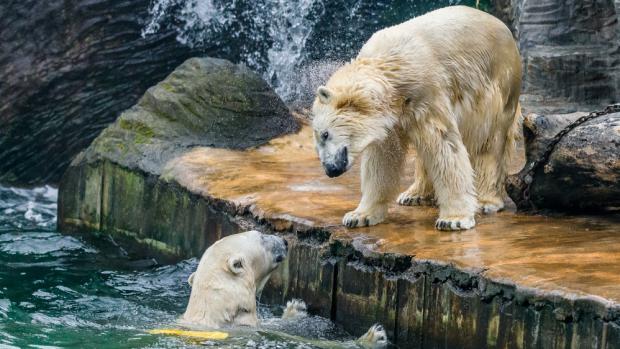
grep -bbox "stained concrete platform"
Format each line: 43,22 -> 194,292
60,124 -> 620,349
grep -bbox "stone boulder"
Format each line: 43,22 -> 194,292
507,108 -> 620,212
75,57 -> 299,175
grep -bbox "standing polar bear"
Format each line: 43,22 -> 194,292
312,6 -> 522,230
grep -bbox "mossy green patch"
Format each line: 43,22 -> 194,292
119,118 -> 156,139
158,82 -> 176,93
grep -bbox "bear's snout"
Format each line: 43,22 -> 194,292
261,234 -> 288,265
323,146 -> 348,178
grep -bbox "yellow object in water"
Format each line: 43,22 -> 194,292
148,328 -> 229,340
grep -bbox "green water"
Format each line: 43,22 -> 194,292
0,186 -> 355,348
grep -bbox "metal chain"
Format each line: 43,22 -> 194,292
520,103 -> 620,206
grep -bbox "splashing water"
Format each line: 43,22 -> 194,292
143,0 -> 325,102
142,0 -> 482,103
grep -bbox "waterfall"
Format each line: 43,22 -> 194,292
142,0 -> 477,104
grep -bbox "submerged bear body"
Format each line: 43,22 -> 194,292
312,6 -> 522,230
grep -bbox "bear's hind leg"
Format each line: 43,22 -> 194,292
343,135 -> 405,228
475,105 -> 521,214
473,150 -> 506,214
417,122 -> 477,230
397,156 -> 435,206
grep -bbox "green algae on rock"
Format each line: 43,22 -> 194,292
79,57 -> 299,175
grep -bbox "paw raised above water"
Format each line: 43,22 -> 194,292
281,299 -> 308,320
356,324 -> 389,349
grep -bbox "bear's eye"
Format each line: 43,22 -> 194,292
320,131 -> 329,141
233,261 -> 243,269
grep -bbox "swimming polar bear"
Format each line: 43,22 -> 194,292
182,230 -> 288,327
312,6 -> 522,230
181,231 -> 388,348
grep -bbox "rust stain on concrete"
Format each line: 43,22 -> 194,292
163,125 -> 620,303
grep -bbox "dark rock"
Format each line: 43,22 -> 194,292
507,110 -> 620,211
0,0 -> 199,186
77,57 -> 299,175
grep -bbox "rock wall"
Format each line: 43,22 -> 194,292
0,0 -> 199,186
510,0 -> 620,113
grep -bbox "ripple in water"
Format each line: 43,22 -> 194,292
0,186 -> 358,348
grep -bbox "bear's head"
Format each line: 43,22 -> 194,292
182,230 -> 288,328
311,64 -> 399,177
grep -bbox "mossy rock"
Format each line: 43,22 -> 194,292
77,57 -> 299,174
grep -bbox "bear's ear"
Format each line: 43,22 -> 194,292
316,86 -> 333,104
227,255 -> 245,275
187,272 -> 195,287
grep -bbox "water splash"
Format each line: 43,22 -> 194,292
143,0 -> 324,102
143,0 -> 231,47
142,0 -> 480,104
0,185 -> 57,229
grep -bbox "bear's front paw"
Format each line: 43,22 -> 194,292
435,216 -> 475,231
282,299 -> 307,319
397,191 -> 435,206
343,209 -> 385,228
357,324 -> 388,348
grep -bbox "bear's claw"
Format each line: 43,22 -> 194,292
397,192 -> 434,206
435,216 -> 475,231
357,323 -> 388,348
282,299 -> 308,319
343,210 -> 384,228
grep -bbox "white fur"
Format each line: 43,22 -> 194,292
281,299 -> 308,319
356,324 -> 389,349
281,300 -> 389,348
312,6 -> 522,230
182,231 -> 287,328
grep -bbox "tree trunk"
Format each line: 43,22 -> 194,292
507,110 -> 620,212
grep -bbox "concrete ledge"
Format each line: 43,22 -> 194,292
59,129 -> 620,347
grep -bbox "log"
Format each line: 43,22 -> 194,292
507,109 -> 620,212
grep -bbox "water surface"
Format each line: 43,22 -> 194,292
0,186 -> 353,348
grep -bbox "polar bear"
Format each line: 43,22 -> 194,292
181,231 -> 388,348
312,6 -> 522,230
182,230 -> 288,327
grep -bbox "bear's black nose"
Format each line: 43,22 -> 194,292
275,255 -> 284,263
325,164 -> 345,178
323,147 -> 348,178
